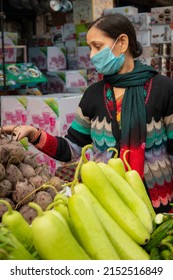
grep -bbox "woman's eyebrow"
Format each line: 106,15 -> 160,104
87,40 -> 102,45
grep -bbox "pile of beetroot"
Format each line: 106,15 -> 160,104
0,128 -> 64,224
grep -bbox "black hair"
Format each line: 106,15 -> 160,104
88,13 -> 143,58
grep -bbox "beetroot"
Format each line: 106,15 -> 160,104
0,132 -> 10,145
5,164 -> 23,184
33,191 -> 53,210
18,162 -> 36,179
23,154 -> 39,169
48,176 -> 64,192
0,164 -> 5,181
0,179 -> 13,197
0,126 -> 67,216
19,204 -> 37,224
35,164 -> 52,179
7,156 -> 20,165
45,187 -> 57,199
29,175 -> 45,188
0,146 -> 9,164
3,141 -> 25,162
40,174 -> 50,183
12,179 -> 36,206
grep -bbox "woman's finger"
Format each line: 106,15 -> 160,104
0,125 -> 16,134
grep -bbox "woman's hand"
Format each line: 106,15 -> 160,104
0,125 -> 38,141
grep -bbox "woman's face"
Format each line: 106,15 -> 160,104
86,26 -> 135,74
86,26 -> 122,59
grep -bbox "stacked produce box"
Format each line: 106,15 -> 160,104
0,93 -> 82,175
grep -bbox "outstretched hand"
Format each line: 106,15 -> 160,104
0,125 -> 38,141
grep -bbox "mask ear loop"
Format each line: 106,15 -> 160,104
110,36 -> 120,52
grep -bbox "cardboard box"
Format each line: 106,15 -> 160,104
104,6 -> 138,16
47,46 -> 67,72
28,45 -> 67,72
151,6 -> 173,25
77,46 -> 93,69
136,30 -> 151,46
66,87 -> 87,93
32,35 -> 52,47
65,70 -> 88,88
126,13 -> 151,30
151,24 -> 172,44
28,47 -> 47,70
46,72 -> 66,93
49,25 -> 64,45
75,23 -> 90,46
0,94 -> 82,134
27,94 -> 82,136
73,0 -> 114,24
141,44 -> 171,58
87,69 -> 103,86
1,96 -> 28,126
139,46 -> 159,61
65,40 -> 78,70
63,23 -> 76,41
65,40 -> 78,58
46,70 -> 87,91
0,32 -> 18,63
0,94 -> 82,175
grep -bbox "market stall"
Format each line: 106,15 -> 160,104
0,1 -> 173,264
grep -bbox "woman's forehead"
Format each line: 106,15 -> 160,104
87,27 -> 110,43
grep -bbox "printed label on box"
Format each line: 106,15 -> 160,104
65,70 -> 87,88
28,47 -> 47,70
151,25 -> 172,43
151,6 -> 173,25
47,46 -> 67,71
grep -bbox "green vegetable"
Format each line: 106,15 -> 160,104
0,225 -> 34,260
144,219 -> 173,252
0,199 -> 33,251
123,152 -> 156,220
68,192 -> 120,260
160,235 -> 173,244
98,162 -> 153,234
47,194 -> 71,225
107,147 -> 126,177
74,183 -> 150,260
150,218 -> 173,240
80,160 -> 150,245
46,194 -> 80,242
29,202 -> 90,260
149,247 -> 161,260
160,249 -> 172,260
159,235 -> 173,254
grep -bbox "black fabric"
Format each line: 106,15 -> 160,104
66,127 -> 92,147
54,136 -> 72,162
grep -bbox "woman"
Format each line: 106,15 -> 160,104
2,13 -> 173,213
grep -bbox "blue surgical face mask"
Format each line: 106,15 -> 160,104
90,38 -> 125,75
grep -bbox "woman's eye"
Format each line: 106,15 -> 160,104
95,46 -> 102,51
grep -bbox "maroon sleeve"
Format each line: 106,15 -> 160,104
35,130 -> 59,158
32,130 -> 72,162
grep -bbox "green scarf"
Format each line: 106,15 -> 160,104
104,60 -> 158,177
